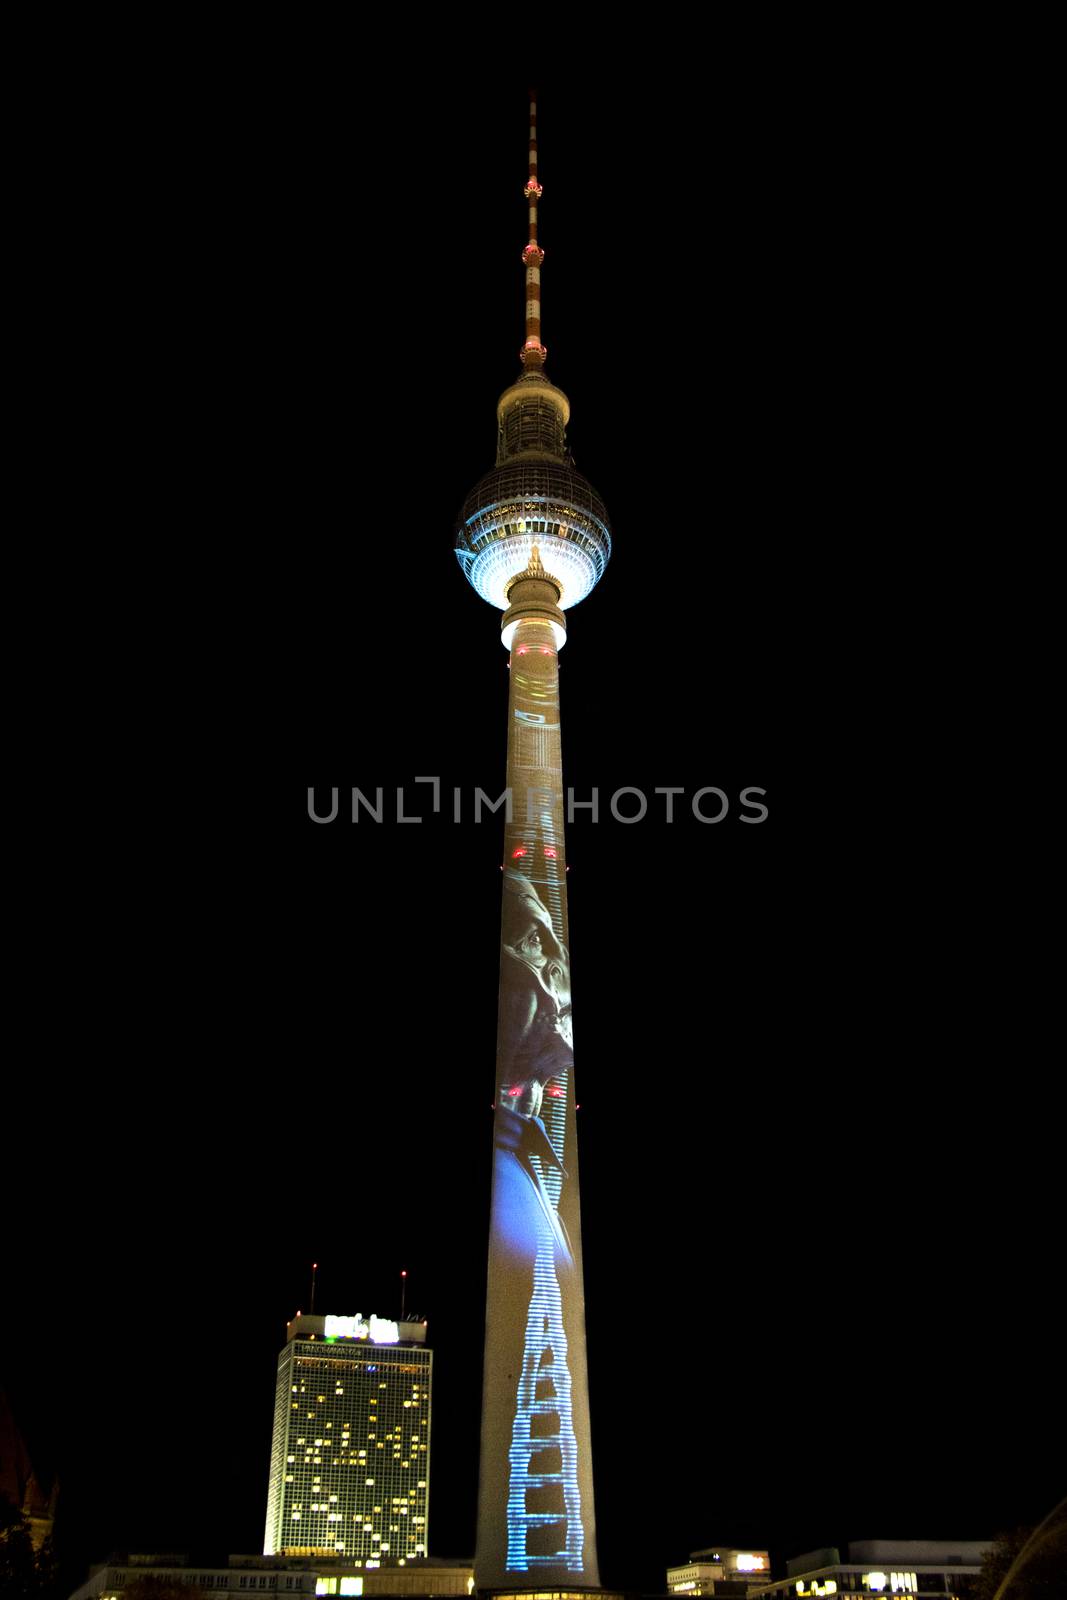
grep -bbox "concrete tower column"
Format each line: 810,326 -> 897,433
477,572 -> 599,1587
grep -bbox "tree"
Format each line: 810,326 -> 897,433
0,1497 -> 58,1600
973,1510 -> 1067,1600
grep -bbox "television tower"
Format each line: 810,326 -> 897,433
456,93 -> 611,1590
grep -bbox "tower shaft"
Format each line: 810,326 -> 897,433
475,610 -> 599,1588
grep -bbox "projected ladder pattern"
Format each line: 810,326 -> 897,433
506,1221 -> 582,1572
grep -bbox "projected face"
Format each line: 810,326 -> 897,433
499,871 -> 573,1104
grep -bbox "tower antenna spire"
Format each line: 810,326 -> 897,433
520,88 -> 547,370
309,1260 -> 318,1315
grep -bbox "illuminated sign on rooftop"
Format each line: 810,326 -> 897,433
738,1555 -> 767,1572
323,1313 -> 401,1345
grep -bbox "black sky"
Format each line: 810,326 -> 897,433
5,32 -> 1060,1600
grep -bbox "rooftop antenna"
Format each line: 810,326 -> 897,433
520,87 -> 546,370
309,1261 -> 318,1315
400,1268 -> 408,1320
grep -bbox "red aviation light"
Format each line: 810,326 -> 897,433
516,645 -> 528,655
544,846 -> 557,859
506,1084 -> 523,1097
544,1083 -> 565,1098
511,846 -> 528,859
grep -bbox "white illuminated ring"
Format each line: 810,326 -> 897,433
468,531 -> 599,611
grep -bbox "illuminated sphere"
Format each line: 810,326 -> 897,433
455,376 -> 612,628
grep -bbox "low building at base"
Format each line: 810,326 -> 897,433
668,1548 -> 773,1596
749,1541 -> 989,1600
68,1554 -> 474,1600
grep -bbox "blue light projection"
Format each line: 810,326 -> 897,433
506,1217 -> 582,1571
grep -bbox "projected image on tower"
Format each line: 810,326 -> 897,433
495,868 -> 573,1274
480,621 -> 591,1579
493,868 -> 580,1572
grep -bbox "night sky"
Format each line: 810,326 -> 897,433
5,35 -> 1059,1600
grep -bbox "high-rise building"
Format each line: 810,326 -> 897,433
455,95 -> 611,1591
263,1313 -> 432,1564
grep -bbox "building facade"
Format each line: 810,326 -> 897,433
749,1541 -> 989,1600
263,1313 -> 431,1563
668,1548 -> 773,1595
456,95 -> 612,1591
69,1554 -> 473,1600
